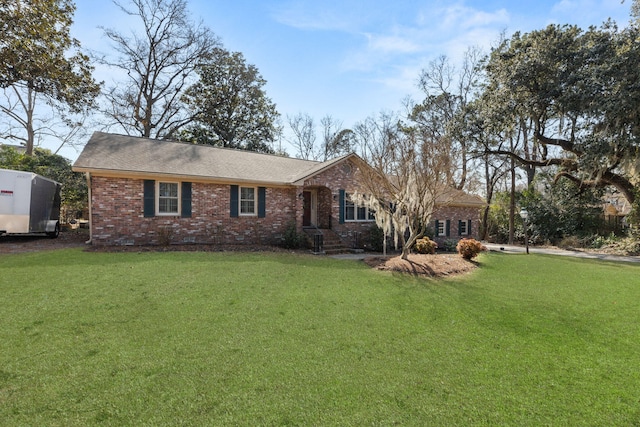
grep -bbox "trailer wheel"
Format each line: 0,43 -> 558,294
47,222 -> 60,239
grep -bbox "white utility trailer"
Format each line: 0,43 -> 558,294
0,168 -> 62,238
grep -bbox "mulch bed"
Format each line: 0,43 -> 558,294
363,253 -> 478,278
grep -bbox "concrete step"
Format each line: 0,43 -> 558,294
303,228 -> 351,255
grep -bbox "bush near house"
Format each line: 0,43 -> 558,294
281,222 -> 304,249
368,224 -> 385,252
456,238 -> 487,260
414,237 -> 438,254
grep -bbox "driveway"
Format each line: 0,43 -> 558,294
484,243 -> 640,264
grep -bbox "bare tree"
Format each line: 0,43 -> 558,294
287,113 -> 316,160
353,111 -> 398,163
319,115 -> 354,161
98,0 -> 220,139
353,113 -> 453,259
411,47 -> 483,191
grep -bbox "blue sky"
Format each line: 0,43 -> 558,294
64,0 -> 633,159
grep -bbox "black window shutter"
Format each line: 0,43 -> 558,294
458,220 -> 463,236
338,189 -> 345,224
468,219 -> 472,235
230,185 -> 239,217
143,180 -> 155,217
434,220 -> 440,236
181,182 -> 192,218
445,220 -> 451,237
258,187 -> 266,218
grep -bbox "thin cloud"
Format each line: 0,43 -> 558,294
364,32 -> 422,54
270,1 -> 361,32
342,2 -> 508,80
549,0 -> 631,26
434,4 -> 510,30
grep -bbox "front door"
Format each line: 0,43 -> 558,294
302,190 -> 317,227
302,191 -> 312,226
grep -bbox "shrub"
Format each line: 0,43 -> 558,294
598,235 -> 640,256
414,237 -> 438,254
456,238 -> 487,260
441,239 -> 459,252
558,235 -> 581,250
369,225 -> 385,252
156,226 -> 174,246
281,222 -> 302,249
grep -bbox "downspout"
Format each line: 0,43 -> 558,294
85,172 -> 92,245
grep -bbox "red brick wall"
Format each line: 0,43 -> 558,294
431,205 -> 483,245
302,158 -> 484,249
89,176 -> 297,246
88,161 -> 483,249
303,159 -> 376,248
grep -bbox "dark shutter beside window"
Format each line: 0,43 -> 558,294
258,187 -> 266,218
230,185 -> 239,218
338,189 -> 345,224
445,220 -> 451,237
181,182 -> 192,218
458,220 -> 463,236
434,220 -> 440,236
144,180 -> 155,217
468,219 -> 472,235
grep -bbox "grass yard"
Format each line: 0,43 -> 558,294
1,249 -> 640,426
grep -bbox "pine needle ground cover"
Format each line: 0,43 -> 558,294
1,249 -> 639,425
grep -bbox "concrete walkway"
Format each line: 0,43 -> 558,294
483,243 -> 640,263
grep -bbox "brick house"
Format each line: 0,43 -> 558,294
73,132 -> 484,249
430,188 -> 487,247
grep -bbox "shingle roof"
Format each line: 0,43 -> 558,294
73,132 -> 486,207
437,187 -> 486,207
73,132 -> 351,185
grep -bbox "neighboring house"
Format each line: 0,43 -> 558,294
603,191 -> 632,232
0,143 -> 27,154
431,188 -> 487,246
73,132 -> 484,249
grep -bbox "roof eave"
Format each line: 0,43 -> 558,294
72,167 -> 296,188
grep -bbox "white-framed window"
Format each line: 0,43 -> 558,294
458,219 -> 471,236
345,193 -> 375,222
240,186 -> 256,216
345,198 -> 356,221
459,220 -> 468,235
437,220 -> 446,237
157,181 -> 180,215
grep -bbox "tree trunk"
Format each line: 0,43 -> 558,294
481,205 -> 490,241
508,139 -> 515,245
481,154 -> 492,241
400,231 -> 414,261
401,246 -> 410,260
25,84 -> 36,156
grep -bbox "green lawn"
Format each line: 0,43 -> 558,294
1,249 -> 639,426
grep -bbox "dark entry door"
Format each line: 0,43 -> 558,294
302,191 -> 311,226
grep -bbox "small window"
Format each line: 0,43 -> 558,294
458,219 -> 472,236
437,220 -> 446,237
157,182 -> 179,215
240,186 -> 256,216
357,206 -> 367,221
345,197 -> 355,221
